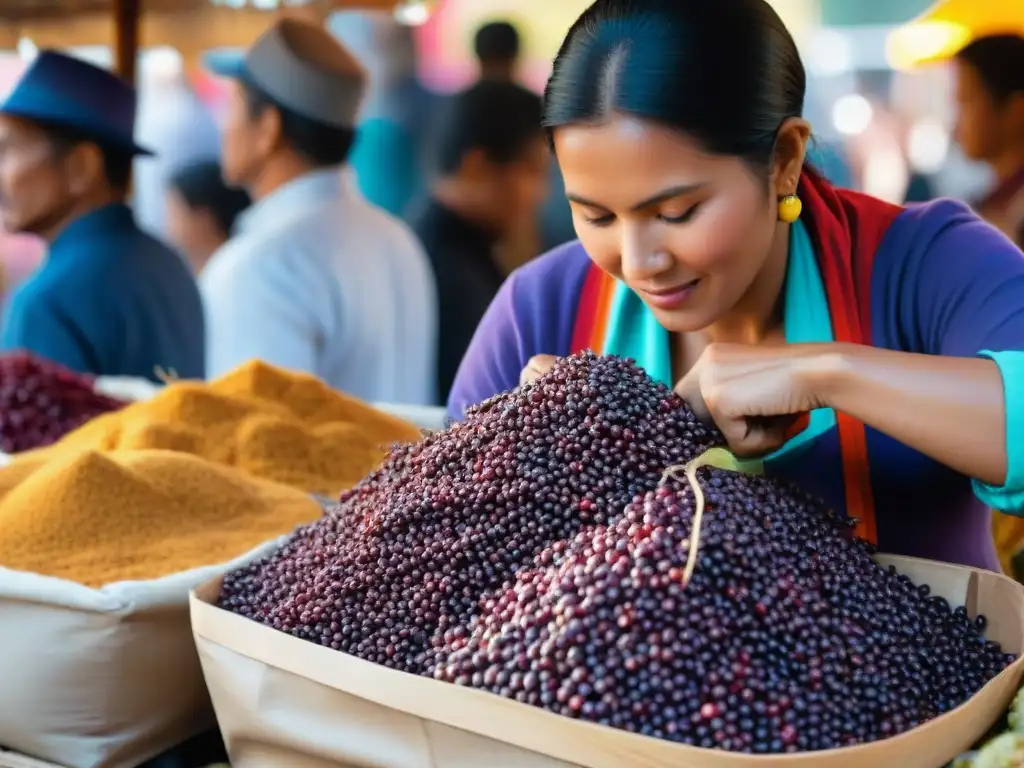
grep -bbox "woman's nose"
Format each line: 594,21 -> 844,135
620,227 -> 672,281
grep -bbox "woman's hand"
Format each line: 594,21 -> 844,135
674,343 -> 835,456
520,354 -> 558,385
676,342 -> 1010,486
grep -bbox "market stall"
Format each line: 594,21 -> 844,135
0,348 -> 1018,768
0,356 -> 437,768
0,3 -> 1022,764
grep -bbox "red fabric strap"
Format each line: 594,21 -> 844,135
570,263 -> 610,354
798,169 -> 902,543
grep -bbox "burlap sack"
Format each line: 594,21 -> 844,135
192,556 -> 1024,768
0,539 -> 280,768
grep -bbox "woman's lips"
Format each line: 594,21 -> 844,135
641,279 -> 701,310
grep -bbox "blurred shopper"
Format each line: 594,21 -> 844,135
954,34 -> 1024,247
411,80 -> 547,404
470,19 -> 577,253
166,161 -> 250,275
0,52 -> 204,380
474,21 -> 520,83
333,12 -> 438,220
471,19 -> 550,273
203,19 -> 437,404
133,64 -> 221,238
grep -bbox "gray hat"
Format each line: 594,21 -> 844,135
205,18 -> 366,129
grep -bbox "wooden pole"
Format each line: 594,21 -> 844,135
113,0 -> 140,85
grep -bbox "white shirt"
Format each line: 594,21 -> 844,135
200,168 -> 437,405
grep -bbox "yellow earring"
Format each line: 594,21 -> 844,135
778,194 -> 802,223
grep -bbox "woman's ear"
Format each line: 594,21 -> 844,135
771,117 -> 812,196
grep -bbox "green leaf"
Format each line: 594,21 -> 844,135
686,446 -> 764,476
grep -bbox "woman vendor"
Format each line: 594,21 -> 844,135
447,0 -> 1024,573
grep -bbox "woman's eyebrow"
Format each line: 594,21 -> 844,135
566,183 -> 706,212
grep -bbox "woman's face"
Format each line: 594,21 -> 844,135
554,114 -> 778,333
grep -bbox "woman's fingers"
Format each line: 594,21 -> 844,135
673,368 -> 711,424
676,365 -> 791,456
726,416 -> 791,457
520,354 -> 558,385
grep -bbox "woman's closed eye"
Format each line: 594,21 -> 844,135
660,201 -> 703,224
580,201 -> 704,228
582,211 -> 616,226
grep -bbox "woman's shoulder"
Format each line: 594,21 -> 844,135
502,239 -> 594,324
895,195 -> 980,225
445,240 -> 592,420
868,195 -> 1024,354
887,197 -> 1016,253
874,196 -> 1024,281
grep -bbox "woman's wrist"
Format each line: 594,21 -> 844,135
790,342 -> 859,411
786,344 -> 1009,486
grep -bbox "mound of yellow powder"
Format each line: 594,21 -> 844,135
0,449 -> 322,587
17,361 -> 422,496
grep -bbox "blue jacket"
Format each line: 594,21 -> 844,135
1,203 -> 204,380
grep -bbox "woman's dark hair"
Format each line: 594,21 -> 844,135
543,0 -> 806,170
169,161 -> 251,237
956,35 -> 1024,104
433,80 -> 544,176
242,80 -> 356,168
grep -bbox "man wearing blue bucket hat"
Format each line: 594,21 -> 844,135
0,51 -> 205,381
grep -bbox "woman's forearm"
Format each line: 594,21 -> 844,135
806,343 -> 1008,486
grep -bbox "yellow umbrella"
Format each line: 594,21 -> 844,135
886,0 -> 1024,70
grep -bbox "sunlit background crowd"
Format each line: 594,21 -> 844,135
0,5 -> 1017,263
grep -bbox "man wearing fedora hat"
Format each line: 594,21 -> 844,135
0,51 -> 205,380
201,18 -> 437,405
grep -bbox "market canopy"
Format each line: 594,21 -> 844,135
0,0 -> 408,62
886,0 -> 1024,70
0,0 -> 196,20
0,0 -> 400,19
